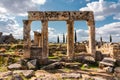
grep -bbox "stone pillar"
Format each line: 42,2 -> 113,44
41,20 -> 48,63
67,20 -> 74,59
34,31 -> 38,46
39,34 -> 42,47
87,20 -> 96,54
23,20 -> 32,58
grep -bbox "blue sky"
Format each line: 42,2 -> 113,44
0,0 -> 120,42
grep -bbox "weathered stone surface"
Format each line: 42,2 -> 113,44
41,62 -> 63,70
116,59 -> 120,66
103,67 -> 113,73
8,63 -> 22,70
13,70 -> 34,78
67,20 -> 74,59
28,11 -> 93,21
61,73 -> 81,79
0,71 -> 12,78
11,73 -> 23,80
64,62 -> 82,69
22,70 -> 34,78
99,57 -> 116,68
82,74 -> 91,80
114,67 -> 120,79
95,51 -> 103,61
92,77 -> 107,80
27,59 -> 37,69
82,74 -> 107,80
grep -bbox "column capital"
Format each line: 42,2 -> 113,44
23,20 -> 32,25
66,20 -> 74,23
41,20 -> 48,23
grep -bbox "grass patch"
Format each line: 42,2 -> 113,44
0,66 -> 8,72
48,56 -> 59,59
80,63 -> 98,70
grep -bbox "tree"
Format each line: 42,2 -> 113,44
57,35 -> 59,43
63,33 -> 65,43
100,36 -> 102,42
110,34 -> 112,42
66,35 -> 67,43
100,36 -> 103,45
74,30 -> 77,43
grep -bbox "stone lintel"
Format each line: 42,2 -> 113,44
28,11 -> 94,21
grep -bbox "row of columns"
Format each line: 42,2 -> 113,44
23,20 -> 95,60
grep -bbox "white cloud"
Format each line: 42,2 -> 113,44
96,22 -> 120,42
0,0 -> 47,39
80,0 -> 120,21
76,29 -> 88,41
32,0 -> 46,5
0,14 -> 23,39
74,22 -> 120,42
0,0 -> 46,16
0,7 -> 7,14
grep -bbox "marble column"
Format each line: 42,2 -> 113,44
67,20 -> 74,59
23,20 -> 32,58
41,20 -> 48,63
87,20 -> 96,54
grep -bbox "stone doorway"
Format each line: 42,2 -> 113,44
23,11 -> 96,64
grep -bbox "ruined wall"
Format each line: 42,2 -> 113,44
109,44 -> 120,59
34,31 -> 42,47
97,43 -> 120,59
23,11 -> 95,62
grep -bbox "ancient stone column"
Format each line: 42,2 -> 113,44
67,20 -> 74,59
34,31 -> 38,46
39,34 -> 42,47
87,20 -> 96,54
41,20 -> 48,63
23,20 -> 32,58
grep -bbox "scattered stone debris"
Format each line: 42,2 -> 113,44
8,63 -> 22,70
99,57 -> 116,69
13,70 -> 34,78
27,59 -> 38,69
103,67 -> 113,73
41,62 -> 64,70
64,62 -> 82,69
11,73 -> 23,80
61,73 -> 82,79
0,71 -> 12,78
114,67 -> 120,79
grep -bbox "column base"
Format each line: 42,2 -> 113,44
38,58 -> 48,65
